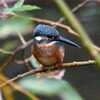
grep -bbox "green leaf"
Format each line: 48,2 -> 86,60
18,76 -> 83,100
11,5 -> 41,12
13,0 -> 25,8
5,5 -> 40,13
0,16 -> 32,37
18,76 -> 65,95
4,0 -> 40,12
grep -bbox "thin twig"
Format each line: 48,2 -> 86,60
0,39 -> 34,72
0,49 -> 13,54
31,17 -> 79,36
0,60 -> 95,88
17,32 -> 26,45
16,32 -> 34,70
54,0 -> 90,26
15,56 -> 32,64
72,0 -> 89,12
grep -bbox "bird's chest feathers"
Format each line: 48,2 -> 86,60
32,41 -> 64,66
33,42 -> 58,57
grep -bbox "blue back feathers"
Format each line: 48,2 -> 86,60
33,24 -> 59,37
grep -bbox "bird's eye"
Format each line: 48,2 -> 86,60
47,35 -> 55,39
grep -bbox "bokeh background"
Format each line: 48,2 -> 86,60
0,0 -> 100,100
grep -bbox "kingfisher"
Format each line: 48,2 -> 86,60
32,24 -> 80,78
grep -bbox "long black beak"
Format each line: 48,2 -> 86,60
56,36 -> 80,48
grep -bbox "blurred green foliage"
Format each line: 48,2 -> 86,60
18,75 -> 83,100
4,0 -> 41,13
0,16 -> 32,37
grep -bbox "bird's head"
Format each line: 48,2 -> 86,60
33,24 -> 80,48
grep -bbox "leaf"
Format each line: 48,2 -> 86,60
4,0 -> 41,12
18,76 -> 83,100
0,16 -> 32,38
13,0 -> 25,8
5,0 -> 24,12
11,5 -> 41,12
18,76 -> 66,95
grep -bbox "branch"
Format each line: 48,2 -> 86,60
16,32 -> 41,69
55,0 -> 90,24
54,0 -> 100,66
0,74 -> 39,100
0,48 -> 13,54
72,0 -> 89,12
0,60 -> 95,88
0,39 -> 34,72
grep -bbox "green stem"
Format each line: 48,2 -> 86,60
54,0 -> 100,66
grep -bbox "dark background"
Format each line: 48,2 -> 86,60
0,0 -> 100,100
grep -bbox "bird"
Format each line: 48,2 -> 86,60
32,24 -> 80,79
